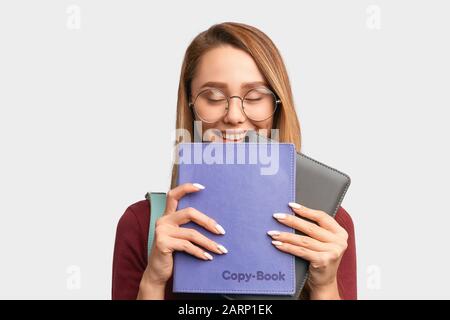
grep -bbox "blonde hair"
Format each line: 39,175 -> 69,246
170,22 -> 302,188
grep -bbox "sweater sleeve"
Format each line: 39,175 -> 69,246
335,206 -> 358,300
111,202 -> 148,300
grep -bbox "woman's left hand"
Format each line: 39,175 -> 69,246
269,202 -> 348,299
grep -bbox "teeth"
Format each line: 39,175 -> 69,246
223,132 -> 246,141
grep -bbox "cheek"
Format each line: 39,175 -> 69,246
201,122 -> 214,132
253,119 -> 274,132
198,122 -> 221,141
250,119 -> 276,139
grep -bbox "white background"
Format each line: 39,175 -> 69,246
0,0 -> 449,299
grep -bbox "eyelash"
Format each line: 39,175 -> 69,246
201,86 -> 268,95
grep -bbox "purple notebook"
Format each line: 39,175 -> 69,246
173,142 -> 296,295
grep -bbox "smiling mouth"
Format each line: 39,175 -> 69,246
219,130 -> 248,142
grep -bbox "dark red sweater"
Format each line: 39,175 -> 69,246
112,199 -> 357,300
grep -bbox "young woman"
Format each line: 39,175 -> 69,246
112,22 -> 357,300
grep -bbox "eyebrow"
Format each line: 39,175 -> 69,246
199,81 -> 268,90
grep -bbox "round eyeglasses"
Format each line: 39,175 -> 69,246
189,86 -> 281,123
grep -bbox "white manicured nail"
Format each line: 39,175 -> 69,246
272,240 -> 283,246
217,244 -> 228,254
267,230 -> 281,236
273,213 -> 287,219
203,252 -> 213,260
215,224 -> 226,235
288,202 -> 302,209
193,183 -> 205,190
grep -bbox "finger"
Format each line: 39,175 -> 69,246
288,202 -> 345,234
271,240 -> 321,263
165,183 -> 205,213
272,241 -> 338,269
169,237 -> 214,261
273,213 -> 336,243
267,231 -> 330,252
176,227 -> 228,255
168,206 -> 226,236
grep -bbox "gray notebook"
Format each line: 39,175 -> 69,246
221,131 -> 351,300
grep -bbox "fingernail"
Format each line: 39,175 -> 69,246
288,202 -> 302,209
215,224 -> 226,235
272,240 -> 283,246
203,252 -> 213,260
217,244 -> 228,254
273,213 -> 287,219
267,230 -> 281,237
193,183 -> 205,190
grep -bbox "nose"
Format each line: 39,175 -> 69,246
223,96 -> 246,124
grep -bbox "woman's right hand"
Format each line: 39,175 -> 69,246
140,183 -> 228,290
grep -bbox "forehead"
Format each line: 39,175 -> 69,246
192,45 -> 265,91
